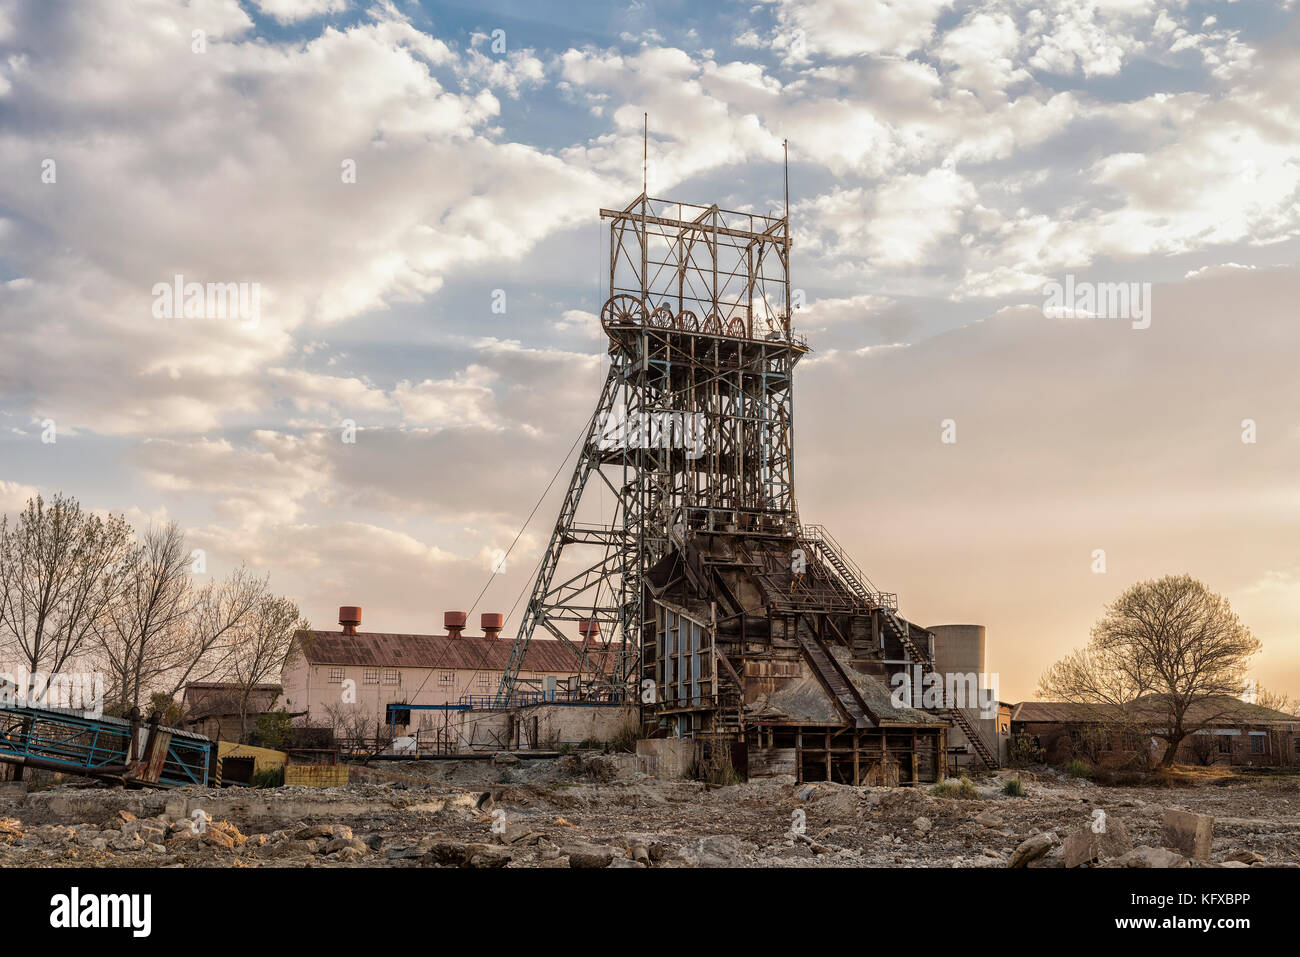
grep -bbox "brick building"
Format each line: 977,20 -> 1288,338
1010,695 -> 1300,767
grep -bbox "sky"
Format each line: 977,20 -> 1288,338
0,0 -> 1298,702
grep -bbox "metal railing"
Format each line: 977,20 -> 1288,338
799,523 -> 897,610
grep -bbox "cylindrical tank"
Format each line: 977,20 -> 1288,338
927,624 -> 986,678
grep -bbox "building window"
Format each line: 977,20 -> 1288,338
364,668 -> 379,684
384,669 -> 400,686
328,668 -> 344,684
478,674 -> 492,691
1218,734 -> 1232,753
1251,734 -> 1266,754
438,671 -> 454,687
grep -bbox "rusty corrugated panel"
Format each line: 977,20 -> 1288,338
296,630 -> 612,674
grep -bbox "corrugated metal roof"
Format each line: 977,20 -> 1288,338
1012,696 -> 1300,725
294,629 -> 609,674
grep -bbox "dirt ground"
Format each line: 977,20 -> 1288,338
1,756 -> 1297,868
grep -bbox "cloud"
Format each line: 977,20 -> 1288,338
251,0 -> 347,24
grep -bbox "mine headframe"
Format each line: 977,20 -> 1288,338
498,192 -> 804,702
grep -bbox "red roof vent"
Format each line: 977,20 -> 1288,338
481,613 -> 504,639
444,611 -> 467,638
578,619 -> 599,647
339,606 -> 362,636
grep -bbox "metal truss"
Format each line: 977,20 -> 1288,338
498,192 -> 805,701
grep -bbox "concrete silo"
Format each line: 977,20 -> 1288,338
928,624 -> 1006,769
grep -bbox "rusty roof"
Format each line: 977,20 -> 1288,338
293,629 -> 610,675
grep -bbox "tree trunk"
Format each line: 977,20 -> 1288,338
1159,732 -> 1184,767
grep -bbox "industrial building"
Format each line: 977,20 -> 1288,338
280,607 -> 613,747
487,181 -> 999,784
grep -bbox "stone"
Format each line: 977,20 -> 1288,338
211,821 -> 246,847
1161,810 -> 1213,861
117,810 -> 137,824
1028,845 -> 1065,868
385,841 -> 429,860
202,828 -> 235,850
323,837 -> 368,856
499,824 -> 542,846
1007,831 -> 1058,868
913,816 -> 932,836
1063,816 -> 1133,868
564,843 -> 617,869
1116,844 -> 1188,868
491,753 -> 520,766
137,822 -> 167,845
973,811 -> 1003,827
465,844 -> 511,868
294,824 -> 336,841
678,835 -> 745,868
1225,850 -> 1266,865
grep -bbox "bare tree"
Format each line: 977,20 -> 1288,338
95,523 -> 192,714
158,566 -> 266,704
227,595 -> 304,742
0,494 -> 132,696
1255,686 -> 1297,717
1037,638 -> 1153,767
1042,575 -> 1260,767
92,523 -> 267,716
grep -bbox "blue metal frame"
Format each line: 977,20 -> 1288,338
0,705 -> 216,788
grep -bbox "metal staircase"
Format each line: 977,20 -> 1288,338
880,611 -> 998,769
797,524 -> 1000,769
799,524 -> 896,610
791,618 -> 876,729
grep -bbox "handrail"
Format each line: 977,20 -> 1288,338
799,523 -> 896,609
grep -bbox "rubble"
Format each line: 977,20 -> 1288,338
1063,816 -> 1133,868
1114,845 -> 1189,868
1007,831 -> 1058,868
0,757 -> 1295,869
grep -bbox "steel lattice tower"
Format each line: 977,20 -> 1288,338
499,190 -> 804,700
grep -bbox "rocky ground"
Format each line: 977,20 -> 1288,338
0,756 -> 1296,868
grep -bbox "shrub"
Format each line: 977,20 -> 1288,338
609,718 -> 640,754
930,775 -> 979,799
1064,758 -> 1092,778
1002,776 -> 1026,797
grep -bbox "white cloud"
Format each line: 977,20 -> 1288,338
251,0 -> 347,24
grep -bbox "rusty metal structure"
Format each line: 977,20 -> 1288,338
499,177 -> 996,781
0,704 -> 216,788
